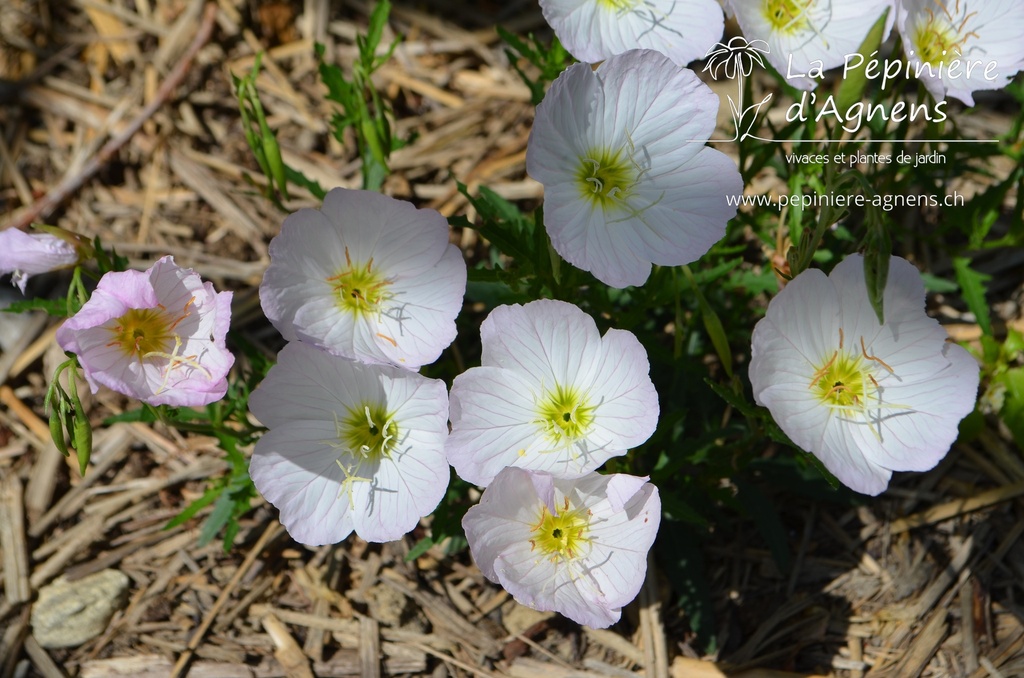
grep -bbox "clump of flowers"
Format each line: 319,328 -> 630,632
56,256 -> 234,407
0,227 -> 85,293
897,0 -> 1024,106
749,255 -> 979,495
248,341 -> 451,546
260,188 -> 467,370
526,49 -> 742,288
538,0 -> 724,67
723,0 -> 894,89
463,467 -> 660,629
447,299 -> 659,487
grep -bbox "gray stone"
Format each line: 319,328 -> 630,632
31,569 -> 130,648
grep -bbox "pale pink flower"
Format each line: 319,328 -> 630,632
463,467 -> 660,628
749,255 -> 979,495
248,341 -> 450,545
56,256 -> 234,407
0,228 -> 80,293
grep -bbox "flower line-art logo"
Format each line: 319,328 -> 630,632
702,36 -> 773,142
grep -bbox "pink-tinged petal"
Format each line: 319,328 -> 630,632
544,183 -> 654,288
0,230 -> 79,293
351,441 -> 449,542
57,257 -> 233,407
632,148 -> 742,268
593,51 -> 719,166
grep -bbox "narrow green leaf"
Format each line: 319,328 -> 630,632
863,247 -> 890,325
165,484 -> 223,530
406,536 -> 436,561
4,298 -> 71,316
682,267 -> 733,378
952,256 -> 993,336
199,493 -> 235,547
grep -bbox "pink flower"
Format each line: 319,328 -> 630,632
56,256 -> 234,407
0,229 -> 80,293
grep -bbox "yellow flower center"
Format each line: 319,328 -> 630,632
536,384 -> 594,445
576,148 -> 635,210
763,0 -> 815,34
530,496 -> 591,563
327,247 -> 393,317
109,307 -> 176,359
811,349 -> 871,408
339,403 -> 398,460
597,0 -> 639,11
911,5 -> 976,67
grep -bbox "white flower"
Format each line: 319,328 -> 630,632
260,188 -> 466,370
248,341 -> 451,545
749,255 -> 979,495
723,0 -> 894,90
447,300 -> 659,487
527,49 -> 742,288
539,0 -> 724,67
464,468 -> 660,629
0,229 -> 80,293
897,0 -> 1024,106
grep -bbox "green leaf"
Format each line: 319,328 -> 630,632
682,267 -> 733,378
920,272 -> 959,293
3,298 -> 71,316
406,536 -> 436,561
863,246 -> 890,325
165,484 -> 223,530
952,256 -> 993,336
835,9 -> 890,111
997,367 -> 1024,451
199,493 -> 235,547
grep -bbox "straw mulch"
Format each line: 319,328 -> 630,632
1,1 -> 1023,677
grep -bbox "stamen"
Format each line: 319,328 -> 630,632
860,337 -> 894,374
810,351 -> 838,388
